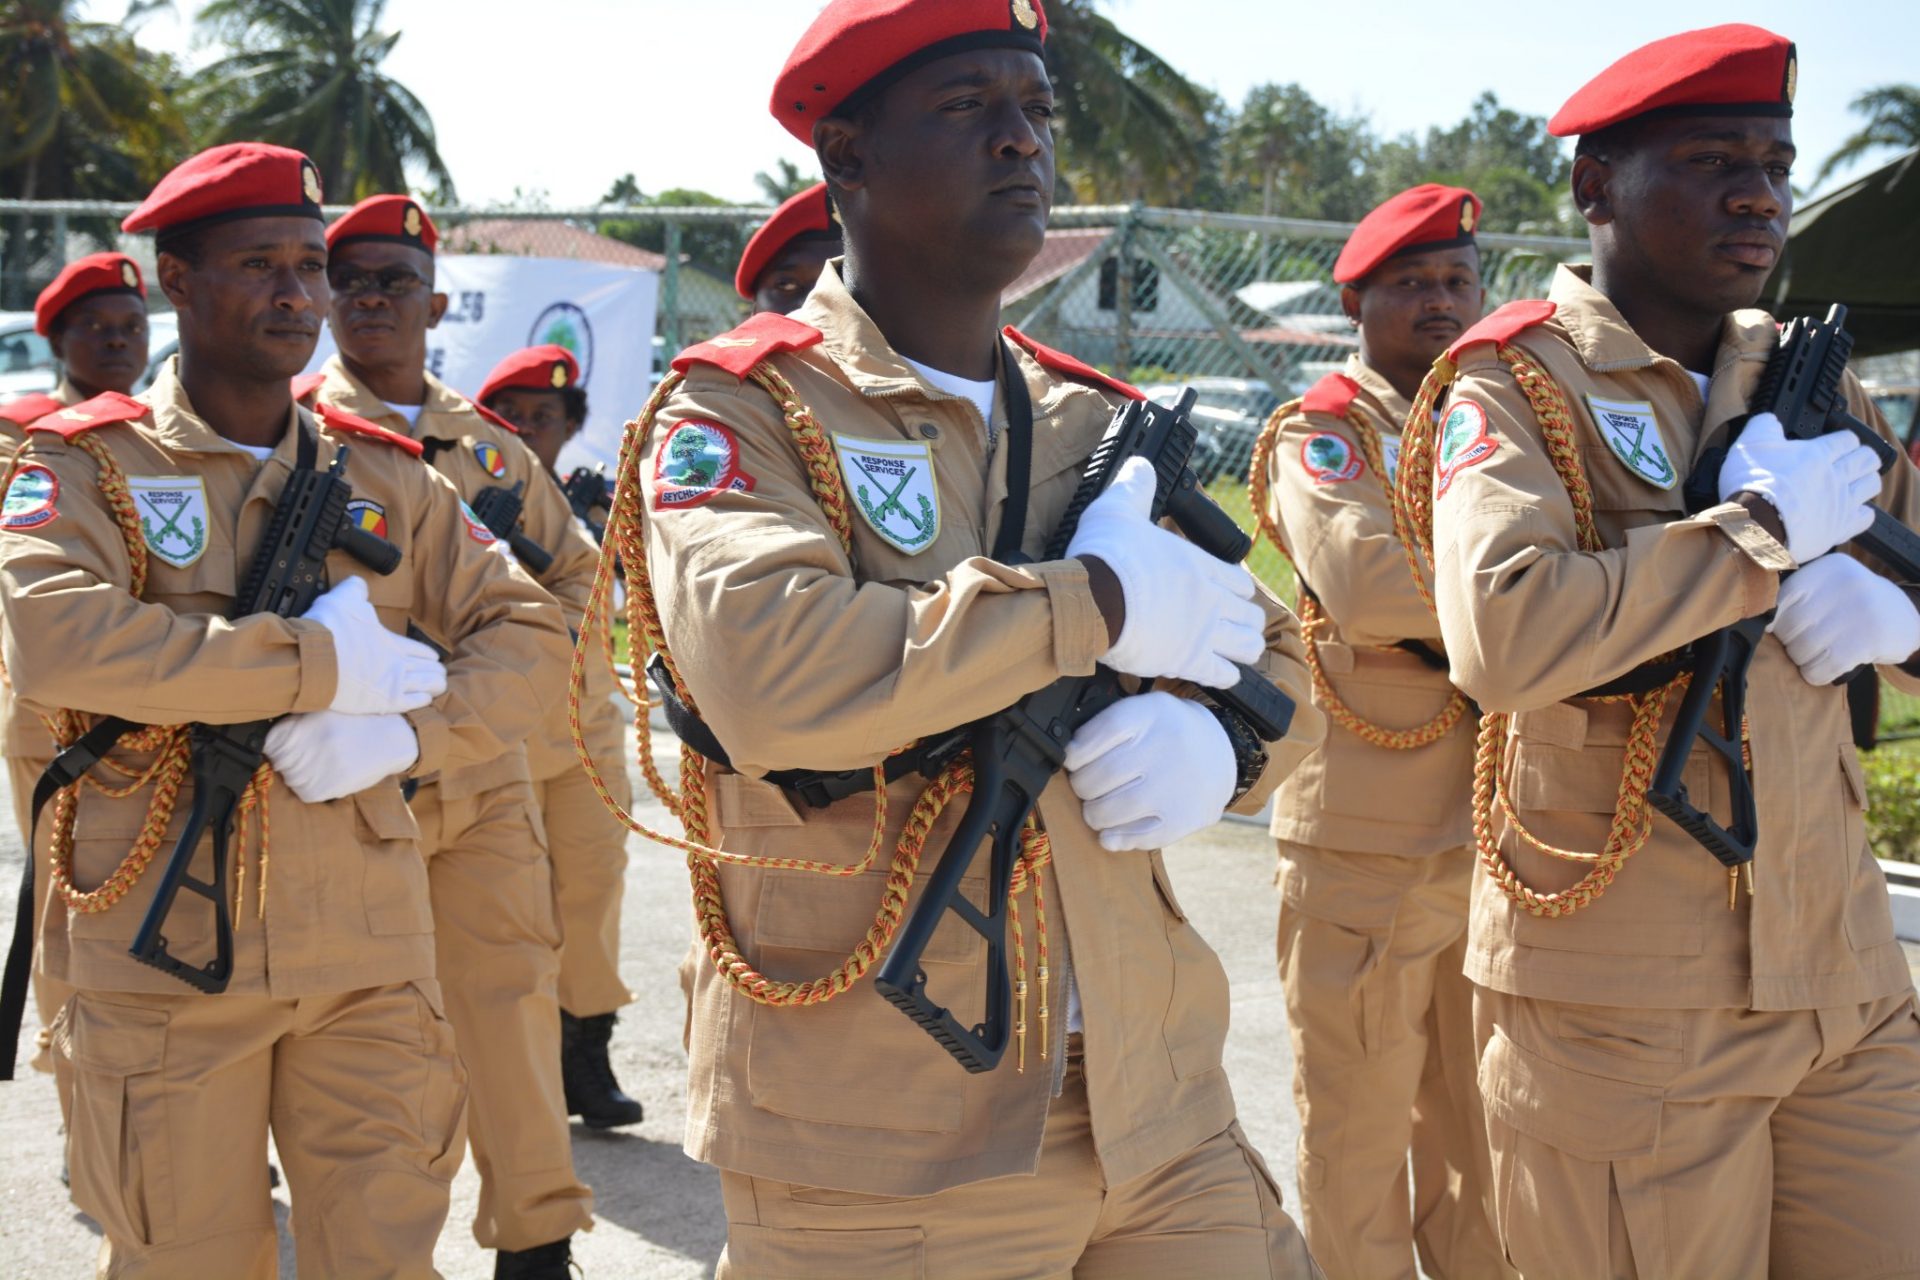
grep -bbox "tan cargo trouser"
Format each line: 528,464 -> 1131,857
9,752 -> 73,1081
715,1052 -> 1323,1279
533,758 -> 633,1017
55,981 -> 464,1279
1476,985 -> 1920,1280
411,778 -> 593,1251
1276,842 -> 1510,1280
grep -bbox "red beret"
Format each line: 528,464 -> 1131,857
771,0 -> 1048,144
1333,185 -> 1481,285
327,193 -> 438,254
1549,24 -> 1795,138
735,184 -> 839,297
477,345 -> 579,403
123,143 -> 324,239
34,253 -> 145,336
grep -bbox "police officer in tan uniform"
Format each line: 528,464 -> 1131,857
1255,185 -> 1510,1280
478,345 -> 646,1132
734,183 -> 842,318
1398,26 -> 1920,1278
618,1 -> 1329,1274
0,142 -> 572,1279
2,253 -> 153,1080
301,196 -> 597,1278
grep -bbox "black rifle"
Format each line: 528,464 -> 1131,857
562,465 -> 610,545
123,440 -> 403,992
1650,304 -> 1920,868
471,480 -> 555,574
873,390 -> 1296,1072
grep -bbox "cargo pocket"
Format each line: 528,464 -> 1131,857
1277,859 -> 1394,1062
1152,851 -> 1231,1081
723,1224 -> 924,1279
408,980 -> 469,1182
1839,743 -> 1896,950
1478,1026 -> 1664,1278
355,786 -> 432,936
57,997 -> 175,1248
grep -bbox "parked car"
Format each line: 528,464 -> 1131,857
0,310 -> 57,406
1137,377 -> 1288,486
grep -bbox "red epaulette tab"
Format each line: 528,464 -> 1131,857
25,391 -> 148,439
672,312 -> 825,379
471,402 -> 523,436
1446,300 -> 1557,363
290,372 -> 326,405
0,393 -> 64,427
1299,373 -> 1361,417
1002,325 -> 1145,401
313,401 -> 425,457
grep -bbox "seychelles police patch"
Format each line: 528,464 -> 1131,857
1,463 -> 60,531
474,441 -> 508,479
1434,401 -> 1497,498
1301,432 -> 1364,485
459,500 -> 497,544
653,421 -> 755,510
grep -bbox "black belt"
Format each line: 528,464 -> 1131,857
1575,646 -> 1699,700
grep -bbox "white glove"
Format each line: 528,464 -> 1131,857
1063,692 -> 1237,852
264,710 -> 420,803
302,577 -> 447,715
1768,554 -> 1920,687
1717,413 -> 1880,565
1066,458 -> 1265,687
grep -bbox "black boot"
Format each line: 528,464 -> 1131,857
561,1010 -> 643,1129
494,1236 -> 577,1279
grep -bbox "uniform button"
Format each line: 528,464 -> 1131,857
917,423 -> 939,440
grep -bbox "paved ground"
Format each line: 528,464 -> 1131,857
3,729 -> 1917,1278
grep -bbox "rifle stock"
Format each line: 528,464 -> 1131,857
472,480 -> 555,573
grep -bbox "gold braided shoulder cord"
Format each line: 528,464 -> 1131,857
568,369 -> 1054,1058
0,439 -> 273,924
1247,401 -> 1468,751
1395,348 -> 1688,917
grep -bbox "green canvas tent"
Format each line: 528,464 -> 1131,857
1764,147 -> 1920,357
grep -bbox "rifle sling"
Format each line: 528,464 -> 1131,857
991,338 -> 1035,565
1576,647 -> 1698,699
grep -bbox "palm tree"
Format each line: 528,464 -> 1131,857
1044,0 -> 1213,204
1814,84 -> 1920,188
192,0 -> 455,202
754,159 -> 815,205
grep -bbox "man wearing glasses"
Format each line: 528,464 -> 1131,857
300,194 -> 598,1280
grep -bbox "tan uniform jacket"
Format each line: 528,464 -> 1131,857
307,357 -> 602,788
1266,355 -> 1474,856
643,265 -> 1323,1196
1432,265 -> 1920,1012
4,379 -> 84,762
0,359 -> 571,996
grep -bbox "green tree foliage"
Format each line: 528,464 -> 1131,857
754,159 -> 815,204
597,180 -> 747,276
191,0 -> 455,203
1222,84 -> 1377,221
1813,84 -> 1920,189
1373,92 -> 1569,232
1044,0 -> 1214,204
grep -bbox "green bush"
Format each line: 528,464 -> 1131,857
1865,741 -> 1920,863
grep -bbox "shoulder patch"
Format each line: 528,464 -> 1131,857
313,402 -> 425,457
0,393 -> 63,427
128,475 -> 210,568
1,463 -> 61,531
474,440 -> 509,479
1300,373 -> 1361,418
290,372 -> 326,405
1434,400 -> 1498,497
472,402 -> 522,436
25,391 -> 148,439
1586,394 -> 1677,490
1446,299 -> 1557,363
1001,325 -> 1145,401
672,312 -> 824,379
1301,431 -> 1365,485
653,421 -> 756,510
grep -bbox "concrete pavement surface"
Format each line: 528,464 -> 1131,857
2,725 -> 1917,1278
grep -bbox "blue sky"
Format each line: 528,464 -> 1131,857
124,0 -> 1919,210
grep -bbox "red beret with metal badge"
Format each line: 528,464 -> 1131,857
122,142 -> 325,238
477,345 -> 579,404
327,193 -> 439,254
34,253 -> 146,336
771,0 -> 1049,143
1549,24 -> 1795,138
734,183 -> 838,298
1333,184 -> 1482,285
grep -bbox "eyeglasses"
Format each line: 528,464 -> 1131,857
329,267 -> 429,298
